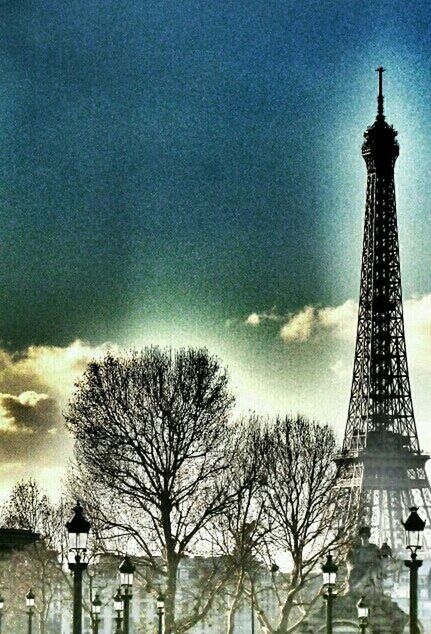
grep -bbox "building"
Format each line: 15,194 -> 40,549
58,555 -> 280,633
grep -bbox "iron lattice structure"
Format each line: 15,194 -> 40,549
336,68 -> 431,550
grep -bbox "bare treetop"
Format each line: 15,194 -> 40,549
65,346 -> 239,633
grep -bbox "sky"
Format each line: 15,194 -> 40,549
0,0 -> 431,499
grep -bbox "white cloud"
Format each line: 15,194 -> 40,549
329,359 -> 352,379
0,339 -> 115,495
273,293 -> 431,380
276,293 -> 431,354
245,313 -> 261,326
6,339 -> 116,401
245,309 -> 284,327
279,300 -> 357,343
404,294 -> 431,369
16,391 -> 49,407
244,296 -> 431,365
280,306 -> 316,342
318,300 -> 358,341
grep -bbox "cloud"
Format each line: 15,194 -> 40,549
0,390 -> 62,464
276,293 -> 431,357
244,309 -> 283,327
280,306 -> 315,342
271,293 -> 431,380
404,294 -> 431,369
279,300 -> 357,343
0,391 -> 58,434
318,300 -> 358,340
0,339 -> 114,498
0,339 -> 116,402
329,359 -> 352,379
243,295 -> 431,368
244,301 -> 358,342
245,313 -> 261,326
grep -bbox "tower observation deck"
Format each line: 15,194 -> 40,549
336,68 -> 431,549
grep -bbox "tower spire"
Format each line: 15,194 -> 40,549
376,66 -> 385,119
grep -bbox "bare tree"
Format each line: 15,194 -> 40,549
65,346 -> 246,633
1,480 -> 48,534
252,415 -> 351,633
206,417 -> 269,634
1,479 -> 68,551
0,480 -> 68,634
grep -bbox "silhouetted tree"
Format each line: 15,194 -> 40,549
0,480 -> 68,633
254,416 -> 351,633
65,346 -> 247,633
206,417 -> 269,634
1,479 -> 67,551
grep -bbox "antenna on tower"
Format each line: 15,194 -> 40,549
376,66 -> 385,118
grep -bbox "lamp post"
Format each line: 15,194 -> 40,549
402,506 -> 425,634
0,592 -> 4,634
322,553 -> 338,634
357,596 -> 369,633
113,587 -> 124,634
66,501 -> 91,634
26,589 -> 35,634
250,574 -> 256,634
91,593 -> 102,634
119,555 -> 135,634
157,592 -> 165,634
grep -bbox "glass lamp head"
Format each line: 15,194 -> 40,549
66,501 -> 91,554
402,506 -> 426,551
157,592 -> 165,610
113,587 -> 123,612
0,593 -> 4,610
119,555 -> 135,587
271,562 -> 280,576
357,596 -> 369,619
321,553 -> 338,586
379,542 -> 392,559
92,593 -> 102,615
26,589 -> 35,608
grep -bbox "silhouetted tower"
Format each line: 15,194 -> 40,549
336,68 -> 431,549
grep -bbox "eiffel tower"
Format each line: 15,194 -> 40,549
336,68 -> 431,550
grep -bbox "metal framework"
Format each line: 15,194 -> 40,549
336,68 -> 431,550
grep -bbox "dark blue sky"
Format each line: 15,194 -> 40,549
0,1 -> 431,436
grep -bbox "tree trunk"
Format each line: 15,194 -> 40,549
274,579 -> 299,633
226,572 -> 244,634
165,555 -> 179,633
278,599 -> 294,632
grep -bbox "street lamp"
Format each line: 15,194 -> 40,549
322,553 -> 338,634
26,589 -> 35,634
66,501 -> 91,634
0,592 -> 4,634
91,593 -> 102,634
119,554 -> 135,634
402,506 -> 425,634
357,596 -> 369,633
157,591 -> 165,634
113,587 -> 124,634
